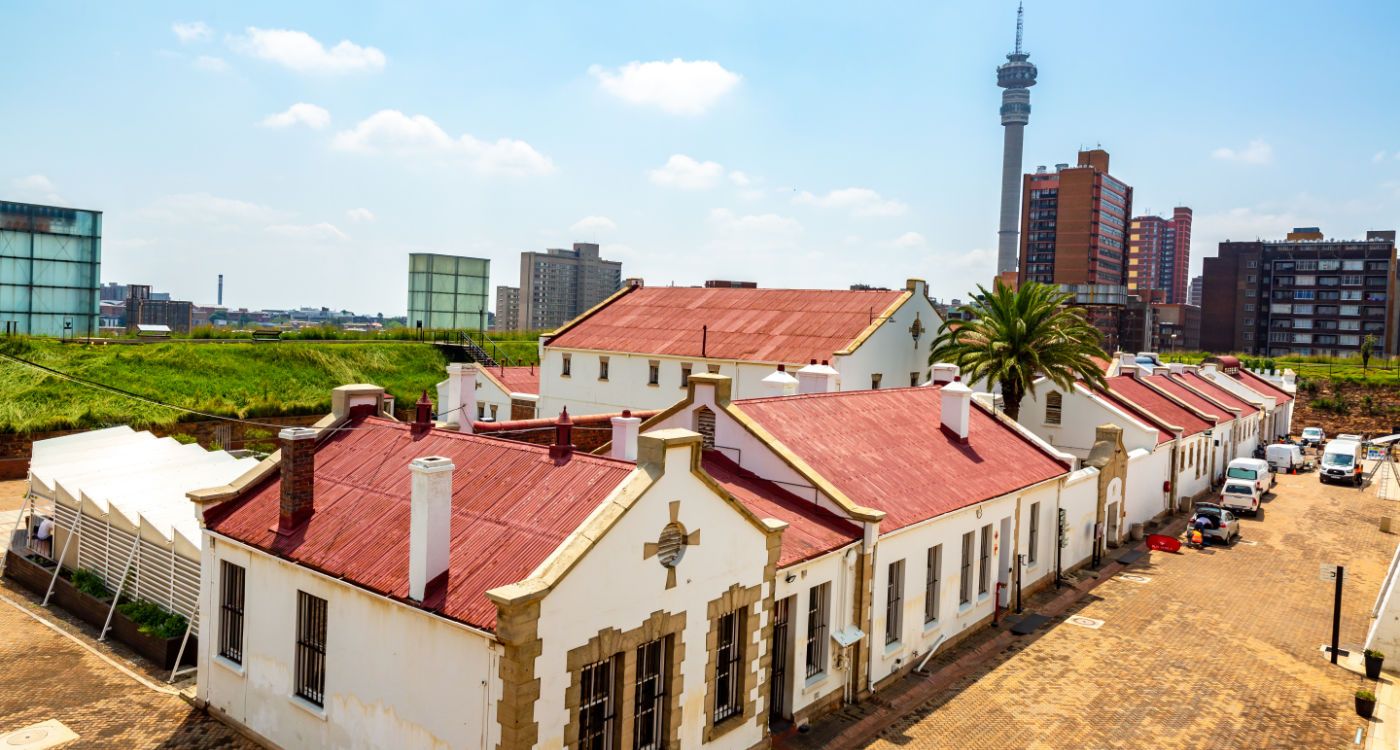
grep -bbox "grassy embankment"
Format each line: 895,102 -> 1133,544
0,337 -> 454,433
1159,350 -> 1400,385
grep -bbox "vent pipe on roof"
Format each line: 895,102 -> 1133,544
550,407 -> 574,460
611,410 -> 642,462
940,376 -> 972,444
277,427 -> 317,534
409,455 -> 455,602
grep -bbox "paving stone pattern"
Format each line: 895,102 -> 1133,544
785,470 -> 1394,750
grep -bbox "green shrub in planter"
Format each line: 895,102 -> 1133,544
118,598 -> 189,639
1358,689 -> 1377,701
71,568 -> 110,599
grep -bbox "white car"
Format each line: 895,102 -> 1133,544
1218,481 -> 1261,515
1301,427 -> 1325,447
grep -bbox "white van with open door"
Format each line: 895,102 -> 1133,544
1320,439 -> 1364,486
1227,457 -> 1274,495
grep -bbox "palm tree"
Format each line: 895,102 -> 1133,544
929,280 -> 1107,421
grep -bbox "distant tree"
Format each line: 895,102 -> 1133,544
929,280 -> 1108,421
1362,334 -> 1377,376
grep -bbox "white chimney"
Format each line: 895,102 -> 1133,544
939,377 -> 972,443
1168,362 -> 1187,375
762,365 -> 799,397
930,362 -> 960,385
1117,351 -> 1137,371
444,363 -> 478,432
610,410 -> 642,462
1200,362 -> 1218,376
409,455 -> 455,602
795,360 -> 839,394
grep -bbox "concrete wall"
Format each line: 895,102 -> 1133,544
770,549 -> 857,721
1057,468 -> 1101,572
198,537 -> 500,750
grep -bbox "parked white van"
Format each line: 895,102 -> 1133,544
1218,480 -> 1262,515
1320,439 -> 1364,486
1266,443 -> 1305,473
1227,457 -> 1274,495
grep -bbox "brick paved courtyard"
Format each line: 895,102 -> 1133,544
789,469 -> 1397,750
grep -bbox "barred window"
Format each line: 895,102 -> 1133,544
633,638 -> 669,750
805,583 -> 829,678
1045,392 -> 1063,425
885,560 -> 904,645
680,364 -> 692,388
562,353 -> 572,377
579,657 -> 617,750
978,525 -> 992,596
1028,502 -> 1041,565
713,610 -> 744,724
648,361 -> 660,386
959,532 -> 974,605
295,591 -> 327,707
218,561 -> 245,664
599,357 -> 610,381
924,546 -> 941,624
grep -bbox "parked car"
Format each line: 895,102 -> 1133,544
1267,443 -> 1305,473
1218,481 -> 1262,515
1301,427 -> 1326,447
1227,457 -> 1274,495
1320,439 -> 1365,487
1191,503 -> 1241,544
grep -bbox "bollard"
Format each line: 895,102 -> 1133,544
1383,517 -> 1394,534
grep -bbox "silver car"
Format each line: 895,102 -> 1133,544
1190,503 -> 1241,545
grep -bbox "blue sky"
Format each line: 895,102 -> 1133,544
6,1 -> 1400,315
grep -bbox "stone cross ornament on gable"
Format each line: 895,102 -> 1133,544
908,313 -> 926,349
642,501 -> 702,589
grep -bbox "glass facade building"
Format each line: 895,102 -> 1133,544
407,253 -> 490,330
0,201 -> 102,337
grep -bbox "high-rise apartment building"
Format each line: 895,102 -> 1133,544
407,253 -> 490,330
1188,275 -> 1203,307
494,285 -> 520,331
518,242 -> 622,331
1128,207 -> 1192,303
1018,149 -> 1133,287
1200,229 -> 1399,356
0,201 -> 101,337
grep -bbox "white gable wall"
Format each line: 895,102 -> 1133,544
198,537 -> 500,750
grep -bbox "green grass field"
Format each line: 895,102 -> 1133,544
0,338 -> 451,433
1157,350 -> 1400,385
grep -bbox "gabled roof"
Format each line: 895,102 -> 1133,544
1236,369 -> 1294,403
204,416 -> 636,632
484,365 -> 540,396
731,387 -> 1068,531
1172,371 -> 1259,416
545,285 -> 910,364
702,452 -> 861,567
1101,375 -> 1212,438
1146,374 -> 1233,424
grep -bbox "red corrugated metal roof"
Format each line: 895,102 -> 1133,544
204,417 -> 636,632
491,366 -> 540,396
701,452 -> 860,567
1145,375 -> 1231,424
1092,387 -> 1174,445
546,286 -> 907,364
1103,375 -> 1212,437
1236,369 -> 1294,403
1173,372 -> 1259,416
733,387 -> 1068,531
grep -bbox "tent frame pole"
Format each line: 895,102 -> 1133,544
170,617 -> 197,682
42,497 -> 82,607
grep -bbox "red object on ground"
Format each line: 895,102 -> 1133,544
1146,533 -> 1182,553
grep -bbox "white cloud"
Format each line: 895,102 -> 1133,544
172,21 -> 212,44
260,103 -> 331,129
1194,206 -> 1300,247
893,231 -> 926,249
345,207 -> 375,223
10,175 -> 64,205
648,154 -> 724,189
1374,151 -> 1388,163
590,59 -> 740,115
331,110 -> 554,176
1212,139 -> 1274,165
265,222 -> 349,241
793,187 -> 908,217
231,27 -> 386,74
728,170 -> 752,187
194,56 -> 230,73
141,192 -> 288,226
571,216 -> 617,233
708,208 -> 802,238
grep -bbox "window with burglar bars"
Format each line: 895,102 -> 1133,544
218,561 -> 245,664
579,657 -> 617,750
885,560 -> 904,645
1045,391 -> 1063,425
295,591 -> 328,707
805,583 -> 829,677
978,525 -> 992,596
713,609 -> 744,724
1029,502 -> 1041,565
634,637 -> 669,750
960,531 -> 974,605
925,545 -> 941,624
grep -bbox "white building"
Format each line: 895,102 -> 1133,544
435,363 -> 540,424
535,280 -> 944,417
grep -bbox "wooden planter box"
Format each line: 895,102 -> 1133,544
3,550 -> 56,595
110,611 -> 197,670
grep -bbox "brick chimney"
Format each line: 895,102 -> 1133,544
939,377 -> 972,443
550,407 -> 574,460
277,427 -> 317,533
412,390 -> 433,435
409,455 -> 454,602
610,410 -> 642,462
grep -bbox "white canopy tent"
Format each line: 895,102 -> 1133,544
15,428 -> 258,653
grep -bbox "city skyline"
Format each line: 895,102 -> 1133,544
6,1 -> 1400,315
